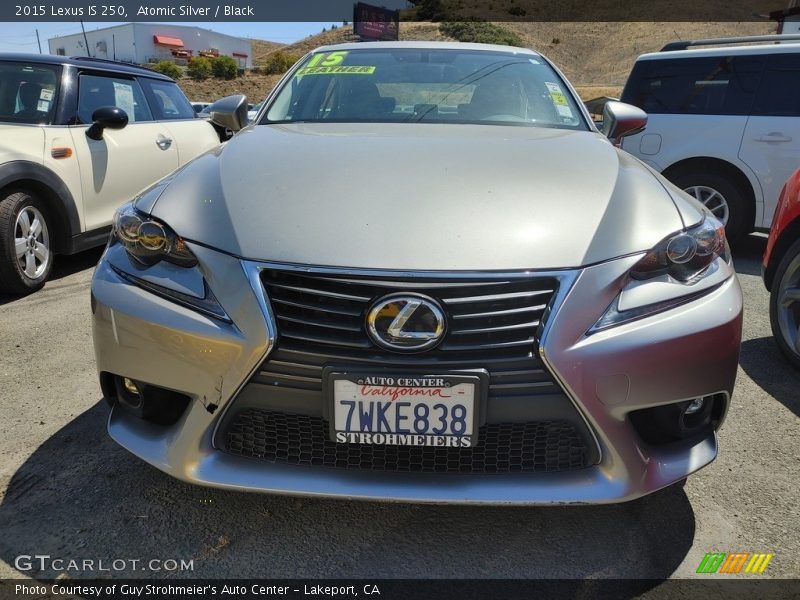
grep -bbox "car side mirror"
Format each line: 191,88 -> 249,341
86,106 -> 129,140
601,101 -> 647,145
207,94 -> 248,133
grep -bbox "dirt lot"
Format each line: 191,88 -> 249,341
0,236 -> 798,583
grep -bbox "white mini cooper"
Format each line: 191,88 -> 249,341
0,53 -> 243,294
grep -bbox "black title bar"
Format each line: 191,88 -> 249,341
0,0 -> 790,22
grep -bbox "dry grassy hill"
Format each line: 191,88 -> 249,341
177,21 -> 774,104
250,39 -> 286,64
502,22 -> 772,92
179,23 -> 452,103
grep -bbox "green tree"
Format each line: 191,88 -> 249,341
263,51 -> 300,75
187,56 -> 212,80
211,55 -> 238,80
152,60 -> 182,79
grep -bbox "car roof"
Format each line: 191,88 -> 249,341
0,53 -> 174,80
636,41 -> 800,61
312,41 -> 540,56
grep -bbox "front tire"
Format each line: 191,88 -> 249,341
770,238 -> 800,370
0,191 -> 54,295
669,170 -> 749,242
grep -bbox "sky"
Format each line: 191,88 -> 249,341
0,22 -> 336,54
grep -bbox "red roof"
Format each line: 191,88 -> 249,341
232,52 -> 248,58
153,35 -> 184,47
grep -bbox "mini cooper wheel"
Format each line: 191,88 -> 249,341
770,238 -> 800,370
0,191 -> 53,294
670,171 -> 748,242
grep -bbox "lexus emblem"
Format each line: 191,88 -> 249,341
366,294 -> 446,352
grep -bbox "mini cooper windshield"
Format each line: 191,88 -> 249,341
265,48 -> 587,129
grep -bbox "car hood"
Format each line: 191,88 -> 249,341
145,123 -> 686,270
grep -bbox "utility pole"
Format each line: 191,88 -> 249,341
80,20 -> 91,57
35,29 -> 42,53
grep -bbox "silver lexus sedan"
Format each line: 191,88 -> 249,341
91,42 -> 743,504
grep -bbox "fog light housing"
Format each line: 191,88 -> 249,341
629,394 -> 724,444
109,374 -> 191,426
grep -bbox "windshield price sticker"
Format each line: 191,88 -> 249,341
297,66 -> 376,75
297,51 -> 376,76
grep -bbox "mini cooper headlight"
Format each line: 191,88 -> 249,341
112,204 -> 197,267
630,216 -> 728,283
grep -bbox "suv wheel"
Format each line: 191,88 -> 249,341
770,238 -> 800,370
0,191 -> 54,294
670,171 -> 748,242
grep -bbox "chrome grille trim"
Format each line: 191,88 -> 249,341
253,268 -> 568,400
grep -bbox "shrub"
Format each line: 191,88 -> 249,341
439,20 -> 524,47
417,0 -> 450,21
508,5 -> 526,16
212,55 -> 238,80
187,57 -> 212,80
262,51 -> 301,75
152,60 -> 182,79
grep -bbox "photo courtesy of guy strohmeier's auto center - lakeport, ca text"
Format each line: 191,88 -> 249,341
0,0 -> 799,599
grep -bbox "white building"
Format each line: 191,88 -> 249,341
48,23 -> 252,68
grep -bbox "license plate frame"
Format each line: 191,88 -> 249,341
322,367 -> 488,447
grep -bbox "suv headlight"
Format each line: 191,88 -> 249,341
112,203 -> 197,267
629,216 -> 728,283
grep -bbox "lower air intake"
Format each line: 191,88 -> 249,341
223,408 -> 590,474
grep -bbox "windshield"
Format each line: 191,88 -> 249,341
264,48 -> 586,129
0,62 -> 60,125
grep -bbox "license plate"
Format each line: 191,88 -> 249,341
328,373 -> 479,447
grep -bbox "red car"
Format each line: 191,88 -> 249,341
763,169 -> 800,369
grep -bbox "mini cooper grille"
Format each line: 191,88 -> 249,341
257,270 -> 562,398
224,409 -> 590,473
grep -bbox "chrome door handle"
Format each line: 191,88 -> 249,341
755,133 -> 792,143
156,135 -> 173,150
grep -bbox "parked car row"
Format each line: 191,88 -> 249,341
0,35 -> 798,505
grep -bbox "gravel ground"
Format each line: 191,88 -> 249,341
0,235 -> 797,584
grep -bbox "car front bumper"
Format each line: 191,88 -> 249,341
91,243 -> 743,505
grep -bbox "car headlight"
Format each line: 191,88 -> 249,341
629,216 -> 728,283
108,203 -> 230,322
589,216 -> 731,334
112,203 -> 197,267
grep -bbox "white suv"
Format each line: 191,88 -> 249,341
0,53 -> 243,294
620,35 -> 800,241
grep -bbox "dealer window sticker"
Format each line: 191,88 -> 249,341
545,81 -> 574,119
36,100 -> 49,112
296,51 -> 376,76
39,88 -> 54,102
297,66 -> 376,75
